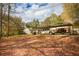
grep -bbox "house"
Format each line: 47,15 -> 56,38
23,26 -> 31,34
32,24 -> 73,35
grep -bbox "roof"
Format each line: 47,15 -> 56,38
37,24 -> 73,29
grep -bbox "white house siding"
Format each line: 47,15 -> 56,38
23,27 -> 31,34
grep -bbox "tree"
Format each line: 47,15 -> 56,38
26,19 -> 39,29
50,14 -> 64,26
0,3 -> 25,37
0,3 -> 3,39
41,13 -> 64,27
61,3 -> 79,26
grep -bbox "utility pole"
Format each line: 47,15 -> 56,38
0,3 -> 3,39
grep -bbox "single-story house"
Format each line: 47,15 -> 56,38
31,24 -> 73,35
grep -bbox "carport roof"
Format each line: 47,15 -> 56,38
37,23 -> 73,29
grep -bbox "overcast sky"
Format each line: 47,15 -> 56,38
12,3 -> 63,23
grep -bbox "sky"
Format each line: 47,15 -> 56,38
11,3 -> 63,23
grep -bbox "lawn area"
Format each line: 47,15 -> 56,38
0,35 -> 79,56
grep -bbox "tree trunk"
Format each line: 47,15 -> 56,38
0,3 -> 3,39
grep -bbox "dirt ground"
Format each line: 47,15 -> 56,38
0,35 -> 79,56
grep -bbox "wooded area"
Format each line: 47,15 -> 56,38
0,3 -> 25,39
26,4 -> 79,28
0,3 -> 79,56
0,3 -> 79,38
26,4 -> 79,35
